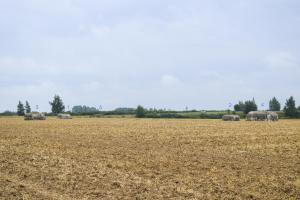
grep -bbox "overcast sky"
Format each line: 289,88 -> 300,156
0,0 -> 299,112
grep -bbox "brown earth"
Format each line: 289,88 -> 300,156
0,118 -> 299,199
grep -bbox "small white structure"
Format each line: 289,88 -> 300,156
57,113 -> 72,119
222,115 -> 240,121
24,112 -> 46,120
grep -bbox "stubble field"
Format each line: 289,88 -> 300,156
0,118 -> 300,199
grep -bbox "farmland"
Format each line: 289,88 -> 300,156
0,118 -> 300,199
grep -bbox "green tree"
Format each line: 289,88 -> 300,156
25,101 -> 31,113
136,105 -> 146,118
49,95 -> 65,114
283,96 -> 298,118
269,97 -> 281,111
234,101 -> 245,112
244,98 -> 257,114
17,101 -> 25,116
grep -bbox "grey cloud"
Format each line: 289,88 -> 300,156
0,0 -> 300,111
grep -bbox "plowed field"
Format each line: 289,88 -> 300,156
0,118 -> 299,199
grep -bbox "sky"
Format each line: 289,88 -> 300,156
0,0 -> 300,112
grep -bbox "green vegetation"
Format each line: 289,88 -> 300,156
17,101 -> 25,116
234,98 -> 257,114
269,97 -> 281,111
284,96 -> 298,118
49,95 -> 65,114
25,101 -> 31,113
234,101 -> 245,112
2,95 -> 299,119
244,98 -> 258,114
136,105 -> 146,118
72,105 -> 99,114
145,111 -> 225,119
0,111 -> 17,116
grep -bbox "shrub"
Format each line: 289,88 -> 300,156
136,105 -> 146,118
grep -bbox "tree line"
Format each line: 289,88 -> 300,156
13,95 -> 300,119
136,96 -> 300,119
232,96 -> 299,118
16,95 -> 65,116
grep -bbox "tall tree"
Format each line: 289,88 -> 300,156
25,101 -> 31,113
234,101 -> 245,112
269,97 -> 281,111
283,96 -> 298,118
49,95 -> 65,114
244,98 -> 258,114
136,105 -> 146,118
17,101 -> 25,116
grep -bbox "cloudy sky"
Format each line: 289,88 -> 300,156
0,0 -> 299,112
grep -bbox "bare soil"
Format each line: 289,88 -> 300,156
0,118 -> 299,199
